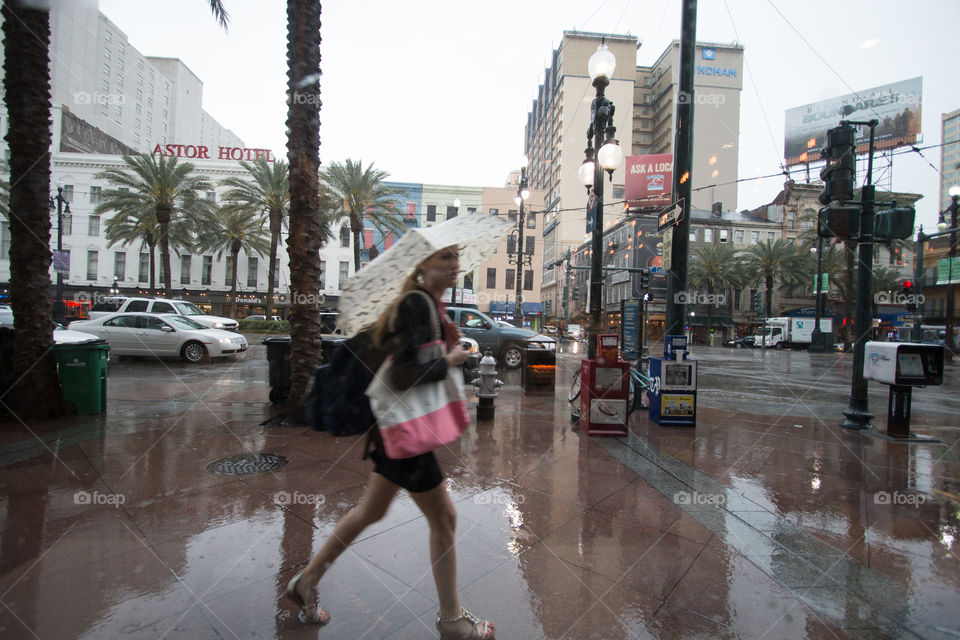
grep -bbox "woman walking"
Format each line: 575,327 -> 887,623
285,245 -> 495,640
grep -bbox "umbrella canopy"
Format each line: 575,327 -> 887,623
338,212 -> 513,335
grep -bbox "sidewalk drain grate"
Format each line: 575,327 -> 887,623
207,453 -> 289,475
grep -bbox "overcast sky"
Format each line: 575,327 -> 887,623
98,0 -> 960,230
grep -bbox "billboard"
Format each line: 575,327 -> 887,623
625,154 -> 674,207
784,77 -> 922,166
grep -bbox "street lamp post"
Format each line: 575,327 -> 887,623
578,40 -> 624,359
938,185 -> 959,359
450,198 -> 461,305
512,158 -> 531,327
810,238 -> 826,351
49,182 -> 71,323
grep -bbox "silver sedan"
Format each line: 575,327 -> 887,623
69,312 -> 248,363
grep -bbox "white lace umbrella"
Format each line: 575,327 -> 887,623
338,212 -> 514,336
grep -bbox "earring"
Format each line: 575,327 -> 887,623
415,271 -> 424,284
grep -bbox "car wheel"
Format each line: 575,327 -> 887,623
568,368 -> 582,402
735,343 -> 743,349
501,343 -> 523,369
182,341 -> 208,363
775,342 -> 784,350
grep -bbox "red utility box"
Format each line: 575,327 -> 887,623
579,335 -> 629,436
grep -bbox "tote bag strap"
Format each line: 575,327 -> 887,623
388,289 -> 441,344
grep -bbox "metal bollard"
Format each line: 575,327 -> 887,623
471,350 -> 503,421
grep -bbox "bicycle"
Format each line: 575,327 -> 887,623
568,358 -> 651,414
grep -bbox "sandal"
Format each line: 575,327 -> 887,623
285,571 -> 331,625
436,608 -> 495,639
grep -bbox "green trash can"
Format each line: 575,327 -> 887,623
53,341 -> 110,415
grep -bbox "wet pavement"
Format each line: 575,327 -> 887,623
1,337 -> 958,639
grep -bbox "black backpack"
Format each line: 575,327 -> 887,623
306,328 -> 391,436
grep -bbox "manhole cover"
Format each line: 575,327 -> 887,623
206,453 -> 289,476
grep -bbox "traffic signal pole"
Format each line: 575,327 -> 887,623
841,119 -> 879,431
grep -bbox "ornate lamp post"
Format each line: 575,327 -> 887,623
578,40 -> 624,359
450,198 -> 461,305
512,158 -> 531,327
49,180 -> 71,322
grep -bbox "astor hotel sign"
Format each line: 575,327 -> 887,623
152,143 -> 276,162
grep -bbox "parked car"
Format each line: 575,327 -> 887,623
244,315 -> 282,322
70,312 -> 248,363
89,297 -> 239,331
543,325 -> 559,335
723,336 -> 755,349
565,324 -> 584,340
445,307 -> 555,368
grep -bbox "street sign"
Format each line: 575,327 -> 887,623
812,273 -> 828,291
650,266 -> 663,273
586,190 -> 598,234
662,227 -> 673,270
657,201 -> 683,231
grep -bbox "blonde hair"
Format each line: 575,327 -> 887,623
371,270 -> 421,347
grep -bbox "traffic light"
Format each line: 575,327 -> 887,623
819,124 -> 857,206
818,205 -> 859,240
902,280 -> 917,312
751,290 -> 761,311
874,206 -> 916,240
639,269 -> 650,290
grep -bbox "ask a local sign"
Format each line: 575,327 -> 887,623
625,154 -> 673,207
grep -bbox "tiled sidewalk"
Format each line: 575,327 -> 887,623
0,347 -> 957,639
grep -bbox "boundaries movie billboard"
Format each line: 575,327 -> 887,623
783,77 -> 922,166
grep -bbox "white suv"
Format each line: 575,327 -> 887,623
89,297 -> 239,331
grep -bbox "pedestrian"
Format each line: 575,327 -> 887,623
284,245 -> 496,640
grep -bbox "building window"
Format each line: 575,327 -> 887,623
751,231 -> 760,244
787,211 -> 795,229
526,213 -> 536,229
446,205 -> 458,219
104,29 -> 111,42
506,236 -> 517,255
86,250 -> 98,280
89,186 -> 101,205
689,229 -> 698,242
612,186 -> 625,199
735,229 -> 744,243
486,268 -> 496,289
506,269 -> 516,290
180,255 -> 191,284
734,289 -> 742,309
489,208 -> 499,215
246,257 -> 258,287
0,222 -> 9,259
62,185 -> 73,202
202,256 -> 212,285
768,232 -> 776,241
319,260 -> 326,288
508,209 -> 518,221
524,270 -> 533,291
719,229 -> 729,243
340,226 -> 350,248
139,254 -> 149,282
104,46 -> 111,59
704,228 -> 713,243
61,214 -> 72,235
426,205 -> 437,222
338,261 -> 349,289
88,215 -> 100,236
114,252 -> 126,281
525,236 -> 535,255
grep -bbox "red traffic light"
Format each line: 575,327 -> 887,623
902,280 -> 913,289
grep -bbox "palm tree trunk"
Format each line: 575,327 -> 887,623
351,215 -> 363,272
284,0 -> 324,415
2,1 -> 61,419
266,212 -> 281,314
765,274 -> 774,317
230,246 -> 240,320
706,283 -> 713,343
149,244 -> 156,294
157,205 -> 172,298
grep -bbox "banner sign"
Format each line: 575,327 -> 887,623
52,250 -> 70,274
622,299 -> 640,359
586,189 -> 598,233
625,154 -> 674,207
784,77 -> 922,166
937,256 -> 960,284
812,273 -> 828,292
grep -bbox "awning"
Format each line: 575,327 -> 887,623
489,301 -> 507,314
686,317 -> 734,327
522,302 -> 545,315
488,301 -> 544,315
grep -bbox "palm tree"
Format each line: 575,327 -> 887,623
94,154 -> 214,297
284,0 -> 324,411
2,1 -> 61,418
739,239 -> 803,316
194,207 -> 271,319
220,158 -> 289,313
319,159 -> 406,271
687,244 -> 741,336
103,204 -> 194,294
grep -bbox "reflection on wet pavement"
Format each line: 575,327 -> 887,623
0,340 -> 957,639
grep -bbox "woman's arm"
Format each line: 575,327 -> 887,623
388,292 -> 448,390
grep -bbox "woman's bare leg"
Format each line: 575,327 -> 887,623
409,482 -> 460,617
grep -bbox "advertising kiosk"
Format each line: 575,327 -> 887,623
579,335 -> 630,436
649,335 -> 698,426
863,341 -> 944,442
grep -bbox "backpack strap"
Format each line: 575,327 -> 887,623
388,289 -> 442,343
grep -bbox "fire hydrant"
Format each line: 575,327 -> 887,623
471,350 -> 503,421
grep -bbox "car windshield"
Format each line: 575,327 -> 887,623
173,302 -> 207,316
165,315 -> 206,330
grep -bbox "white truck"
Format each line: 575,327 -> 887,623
752,317 -> 832,350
